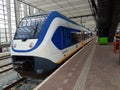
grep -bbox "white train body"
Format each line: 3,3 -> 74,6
10,11 -> 92,76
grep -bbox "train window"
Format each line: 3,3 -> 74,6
81,32 -> 85,40
77,34 -> 81,42
71,32 -> 77,44
14,14 -> 47,40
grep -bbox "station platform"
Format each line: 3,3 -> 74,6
34,40 -> 120,90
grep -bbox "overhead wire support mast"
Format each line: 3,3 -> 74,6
2,0 -> 8,42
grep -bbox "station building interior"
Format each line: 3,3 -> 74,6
0,0 -> 120,90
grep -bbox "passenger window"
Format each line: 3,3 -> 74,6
81,32 -> 85,40
71,33 -> 77,44
77,34 -> 81,42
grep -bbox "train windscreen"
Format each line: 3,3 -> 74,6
14,14 -> 48,40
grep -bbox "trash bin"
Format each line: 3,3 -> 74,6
98,37 -> 108,44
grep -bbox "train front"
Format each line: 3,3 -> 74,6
10,14 -> 48,77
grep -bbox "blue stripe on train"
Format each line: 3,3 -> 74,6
12,11 -> 80,52
52,26 -> 80,50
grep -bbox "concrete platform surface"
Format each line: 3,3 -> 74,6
34,41 -> 120,90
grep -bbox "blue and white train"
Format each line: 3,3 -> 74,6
10,11 -> 93,77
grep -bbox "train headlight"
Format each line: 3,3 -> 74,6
13,43 -> 16,48
29,42 -> 34,48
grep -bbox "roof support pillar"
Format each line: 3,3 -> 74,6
14,0 -> 20,27
23,4 -> 27,16
29,6 -> 34,15
6,0 -> 12,41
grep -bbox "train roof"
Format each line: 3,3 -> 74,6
48,11 -> 91,32
24,11 -> 79,25
23,11 -> 91,32
49,11 -> 79,25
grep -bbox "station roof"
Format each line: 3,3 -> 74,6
21,0 -> 95,24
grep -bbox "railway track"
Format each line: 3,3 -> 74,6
2,77 -> 26,90
0,53 -> 12,74
0,55 -> 11,60
0,62 -> 45,90
0,51 -> 11,60
0,55 -> 43,90
2,77 -> 44,90
0,63 -> 13,74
